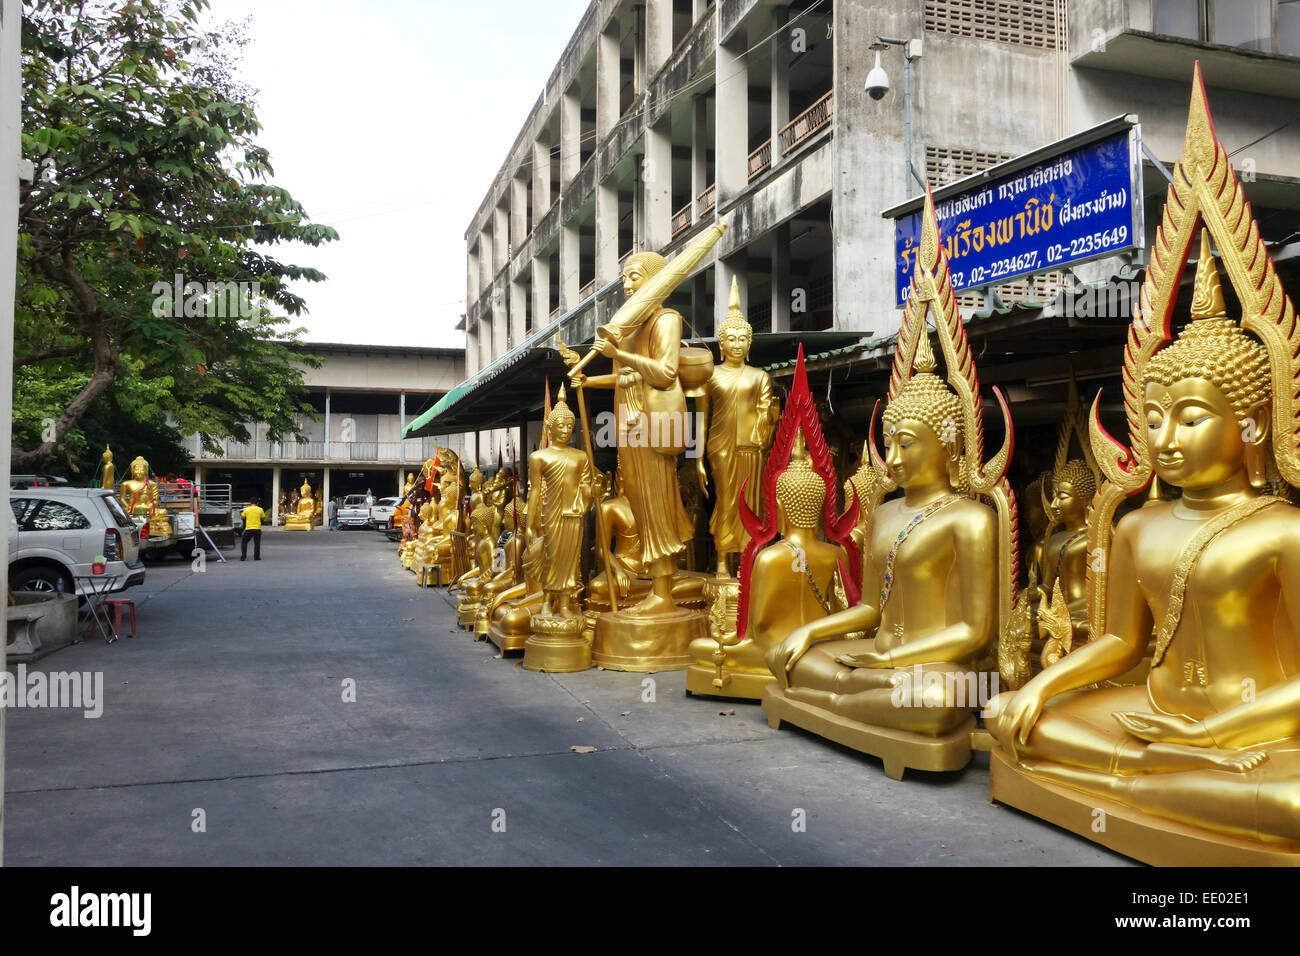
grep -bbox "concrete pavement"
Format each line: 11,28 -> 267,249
3,529 -> 1128,865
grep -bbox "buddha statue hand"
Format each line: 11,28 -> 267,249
834,649 -> 890,669
1112,711 -> 1218,749
768,625 -> 815,689
997,682 -> 1048,750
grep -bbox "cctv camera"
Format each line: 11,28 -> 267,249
865,51 -> 890,100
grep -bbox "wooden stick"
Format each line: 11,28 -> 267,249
574,382 -> 618,612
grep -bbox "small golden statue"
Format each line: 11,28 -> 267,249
284,479 -> 315,531
522,386 -> 596,672
686,347 -> 858,699
762,190 -> 1018,780
567,227 -> 725,670
120,455 -> 172,538
100,445 -> 115,489
696,276 -> 777,578
988,67 -> 1300,864
456,473 -> 505,627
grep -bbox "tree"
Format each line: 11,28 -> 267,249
15,0 -> 337,473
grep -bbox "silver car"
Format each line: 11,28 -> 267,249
369,496 -> 400,530
8,486 -> 145,597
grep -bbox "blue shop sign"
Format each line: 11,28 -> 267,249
892,125 -> 1143,305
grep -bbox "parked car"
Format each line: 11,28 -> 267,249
8,487 -> 145,597
337,494 -> 371,529
369,497 -> 399,530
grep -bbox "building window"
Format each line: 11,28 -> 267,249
1155,0 -> 1300,56
924,145 -> 1014,186
924,0 -> 1062,50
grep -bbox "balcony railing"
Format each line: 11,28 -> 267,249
550,306 -> 561,321
779,90 -> 833,157
748,140 -> 772,181
696,183 -> 716,217
670,201 -> 693,239
579,279 -> 595,300
198,439 -> 436,463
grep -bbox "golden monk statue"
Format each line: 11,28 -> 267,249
988,69 -> 1300,863
566,227 -> 725,669
522,387 -> 595,671
763,193 -> 1016,779
587,469 -> 645,605
120,455 -> 172,538
696,277 -> 777,578
284,479 -> 314,531
100,445 -> 115,489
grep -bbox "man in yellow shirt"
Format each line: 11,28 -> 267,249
240,497 -> 267,561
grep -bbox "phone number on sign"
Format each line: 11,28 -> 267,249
1046,225 -> 1129,263
953,250 -> 1040,289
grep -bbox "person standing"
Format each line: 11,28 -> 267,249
328,497 -> 339,530
241,497 -> 267,560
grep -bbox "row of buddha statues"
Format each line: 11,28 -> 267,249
394,71 -> 1300,865
278,480 -> 323,530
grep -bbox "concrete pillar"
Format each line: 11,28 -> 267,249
560,223 -> 581,308
596,179 -> 619,282
561,83 -> 581,188
532,138 -> 552,221
716,255 -> 747,332
596,19 -> 620,140
510,175 -> 528,254
771,221 -> 792,332
465,326 -> 480,376
322,467 -> 331,513
715,35 -> 748,206
644,120 -> 673,250
395,469 -> 402,496
324,388 -> 331,458
693,0 -> 708,21
493,282 -> 509,357
633,3 -> 646,94
645,0 -> 673,79
479,227 -> 492,292
493,204 -> 509,271
770,6 -> 790,170
532,255 -> 550,329
510,277 -> 527,346
691,93 -> 709,210
271,466 -> 281,525
467,243 -> 480,308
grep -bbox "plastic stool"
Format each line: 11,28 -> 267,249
102,598 -> 138,639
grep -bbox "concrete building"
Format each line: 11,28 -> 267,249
423,0 -> 1300,466
190,342 -> 464,524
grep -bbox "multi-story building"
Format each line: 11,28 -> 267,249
189,342 -> 464,523
419,0 -> 1300,465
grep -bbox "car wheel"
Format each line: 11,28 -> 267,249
11,565 -> 72,594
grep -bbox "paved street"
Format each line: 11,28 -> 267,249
3,530 -> 1128,865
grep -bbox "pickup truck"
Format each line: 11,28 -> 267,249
337,495 -> 372,529
135,480 -> 198,560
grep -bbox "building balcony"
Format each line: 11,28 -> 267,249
696,182 -> 716,217
670,200 -> 693,239
779,90 -> 833,157
196,438 -> 442,464
749,140 -> 772,181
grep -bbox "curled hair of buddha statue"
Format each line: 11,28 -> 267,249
623,250 -> 667,279
548,384 -> 576,428
1053,459 -> 1097,504
775,432 -> 827,528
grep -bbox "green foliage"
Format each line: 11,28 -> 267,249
15,0 -> 337,473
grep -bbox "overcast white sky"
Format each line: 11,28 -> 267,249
206,0 -> 591,348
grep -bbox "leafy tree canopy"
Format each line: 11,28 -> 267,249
15,0 -> 337,477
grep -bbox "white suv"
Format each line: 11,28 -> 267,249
8,486 -> 145,597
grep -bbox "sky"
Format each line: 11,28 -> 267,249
205,0 -> 592,348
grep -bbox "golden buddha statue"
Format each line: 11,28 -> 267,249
284,479 -> 314,531
487,525 -> 544,653
763,192 -> 1017,779
845,441 -> 883,553
686,354 -> 857,699
399,457 -> 436,567
100,445 -> 115,489
120,455 -> 172,538
522,386 -> 595,672
567,226 -> 724,669
476,495 -> 527,637
587,469 -> 645,605
456,477 -> 504,626
696,276 -> 777,578
988,68 -> 1300,863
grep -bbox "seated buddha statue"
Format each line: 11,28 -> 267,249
763,193 -> 1016,779
284,480 -> 315,531
456,480 -> 504,627
1035,459 -> 1096,670
411,501 -> 441,583
120,455 -> 172,538
988,206 -> 1300,861
488,529 -> 545,652
476,498 -> 527,637
432,462 -> 469,583
687,429 -> 852,699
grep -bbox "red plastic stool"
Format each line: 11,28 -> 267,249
102,598 -> 138,639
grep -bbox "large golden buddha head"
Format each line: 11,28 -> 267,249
623,250 -> 666,297
775,431 -> 826,530
1050,459 -> 1095,524
881,332 -> 964,488
547,385 -> 577,446
129,455 -> 149,480
1142,232 -> 1271,490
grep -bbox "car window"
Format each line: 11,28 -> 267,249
101,494 -> 137,531
29,499 -> 91,531
11,497 -> 34,527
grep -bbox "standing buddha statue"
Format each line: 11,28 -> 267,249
763,191 -> 1018,779
100,445 -> 115,489
696,276 -> 777,578
988,67 -> 1300,863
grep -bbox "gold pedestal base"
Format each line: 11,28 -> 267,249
988,748 -> 1300,866
591,607 -> 706,672
284,520 -> 312,531
456,592 -> 481,628
487,621 -> 530,653
684,663 -> 773,700
522,614 -> 591,672
761,684 -> 975,780
417,563 -> 443,587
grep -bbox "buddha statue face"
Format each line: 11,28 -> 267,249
548,405 -> 576,447
1143,377 -> 1265,491
129,457 -> 148,481
622,251 -> 666,298
883,419 -> 952,489
1048,461 -> 1094,525
719,324 -> 751,364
